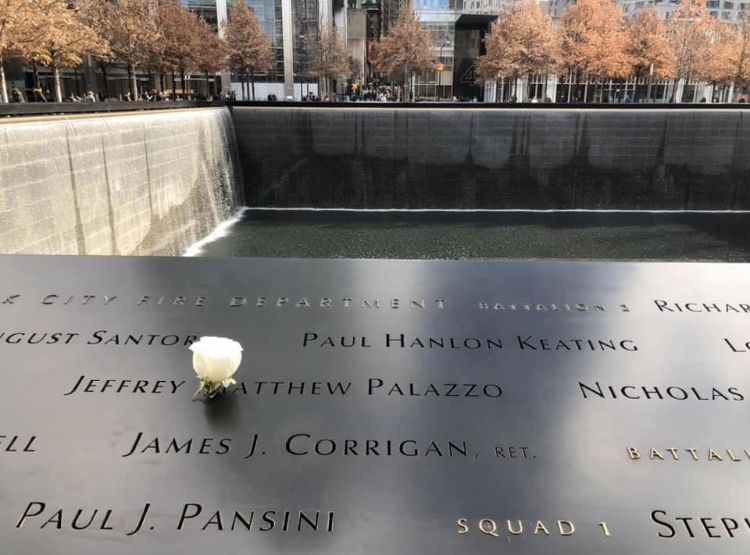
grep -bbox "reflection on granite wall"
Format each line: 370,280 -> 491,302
0,108 -> 240,255
232,107 -> 750,210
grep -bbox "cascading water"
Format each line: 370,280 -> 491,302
0,108 -> 241,256
232,107 -> 750,211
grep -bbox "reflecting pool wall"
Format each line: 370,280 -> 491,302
0,108 -> 240,255
231,107 -> 750,210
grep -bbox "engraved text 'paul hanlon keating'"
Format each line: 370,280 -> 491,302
301,333 -> 638,351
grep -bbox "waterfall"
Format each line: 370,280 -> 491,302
0,108 -> 241,256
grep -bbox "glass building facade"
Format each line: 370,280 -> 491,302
186,0 -> 496,100
207,0 -> 331,98
411,5 -> 494,100
246,0 -> 286,80
184,0 -> 221,27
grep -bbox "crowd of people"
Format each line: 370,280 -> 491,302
2,86 -> 226,103
4,84 -> 750,104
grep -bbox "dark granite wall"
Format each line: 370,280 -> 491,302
231,106 -> 750,210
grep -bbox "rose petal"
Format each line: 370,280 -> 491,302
190,336 -> 243,385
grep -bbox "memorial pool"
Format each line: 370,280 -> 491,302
193,209 -> 750,262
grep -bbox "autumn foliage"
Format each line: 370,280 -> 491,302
626,6 -> 675,81
703,20 -> 736,86
476,0 -> 557,92
1,0 -> 231,101
21,0 -> 106,101
0,0 -> 35,101
728,12 -> 750,91
84,0 -> 160,99
375,10 -> 435,101
478,0 -> 750,101
559,0 -> 630,82
667,0 -> 715,99
5,0 -> 750,103
222,0 -> 273,100
307,24 -> 350,97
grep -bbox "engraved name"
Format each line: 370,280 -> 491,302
651,510 -> 750,538
654,300 -> 750,313
284,434 -> 469,457
63,377 -> 502,399
14,502 -> 334,535
176,504 -> 335,533
122,433 -> 232,457
64,376 -> 186,396
0,331 -> 197,346
579,382 -> 743,401
121,433 -> 526,461
302,333 -> 637,351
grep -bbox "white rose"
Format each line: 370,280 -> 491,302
189,336 -> 243,391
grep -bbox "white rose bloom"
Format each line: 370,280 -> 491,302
190,336 -> 243,392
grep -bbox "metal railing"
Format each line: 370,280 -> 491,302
0,100 -> 226,118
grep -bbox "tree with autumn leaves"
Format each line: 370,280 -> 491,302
306,24 -> 350,98
145,0 -> 228,98
1,0 -> 228,101
375,10 -> 435,101
701,20 -> 737,97
26,0 -> 107,101
195,17 -> 228,98
0,0 -> 38,102
476,0 -> 633,102
79,0 -> 159,100
625,5 -> 675,101
223,0 -> 273,100
558,0 -> 630,101
6,0 -> 750,103
1,0 -> 107,102
727,12 -> 750,94
476,0 -> 557,100
474,0 -> 750,102
667,0 -> 715,101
